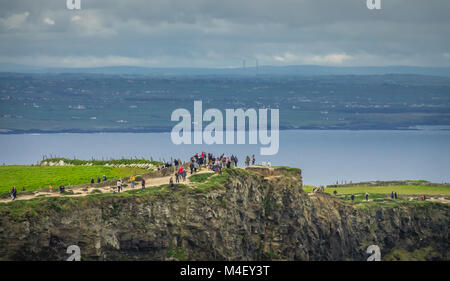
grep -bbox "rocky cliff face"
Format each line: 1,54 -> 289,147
0,167 -> 448,261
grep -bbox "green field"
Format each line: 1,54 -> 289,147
41,158 -> 161,166
0,165 -> 148,196
303,184 -> 450,196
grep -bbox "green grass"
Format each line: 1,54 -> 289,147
0,182 -> 192,221
384,247 -> 441,261
188,173 -> 215,183
0,165 -> 148,196
41,157 -> 162,166
193,170 -> 231,192
303,185 -> 450,196
263,252 -> 280,260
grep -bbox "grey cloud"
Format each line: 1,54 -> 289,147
0,0 -> 449,67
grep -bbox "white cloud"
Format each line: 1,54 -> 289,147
268,52 -> 352,65
70,15 -> 81,22
0,55 -> 160,68
69,13 -> 116,37
444,53 -> 450,59
1,12 -> 30,29
310,53 -> 352,64
43,17 -> 55,25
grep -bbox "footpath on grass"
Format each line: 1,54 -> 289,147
2,165 -> 449,205
0,168 -> 214,204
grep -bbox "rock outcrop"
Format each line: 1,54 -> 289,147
0,167 -> 448,261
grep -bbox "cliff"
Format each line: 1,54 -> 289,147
0,167 -> 448,261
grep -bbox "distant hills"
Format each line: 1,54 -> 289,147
1,63 -> 450,77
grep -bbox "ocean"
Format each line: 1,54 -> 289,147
0,129 -> 449,186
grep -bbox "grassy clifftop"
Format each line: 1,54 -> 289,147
0,166 -> 448,261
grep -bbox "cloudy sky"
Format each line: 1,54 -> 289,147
0,0 -> 449,68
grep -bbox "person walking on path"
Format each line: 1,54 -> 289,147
333,189 -> 337,196
117,179 -> 122,193
194,162 -> 199,173
182,170 -> 187,182
245,156 -> 250,167
234,156 -> 238,167
97,176 -> 101,184
175,172 -> 180,183
365,192 -> 369,201
394,192 -> 398,199
252,155 -> 255,165
130,175 -> 135,188
391,191 -> 394,199
189,161 -> 194,175
141,178 -> 146,190
11,186 -> 17,200
351,194 -> 355,202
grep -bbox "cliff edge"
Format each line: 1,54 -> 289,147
0,167 -> 448,261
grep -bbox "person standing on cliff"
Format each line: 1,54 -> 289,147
117,179 -> 122,193
252,155 -> 255,165
189,161 -> 194,175
130,175 -> 135,188
182,169 -> 187,182
194,161 -> 199,173
245,156 -> 250,167
11,186 -> 17,200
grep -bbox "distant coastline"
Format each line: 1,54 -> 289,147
1,125 -> 449,135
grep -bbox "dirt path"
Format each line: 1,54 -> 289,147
0,169 -> 213,204
407,196 -> 450,204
